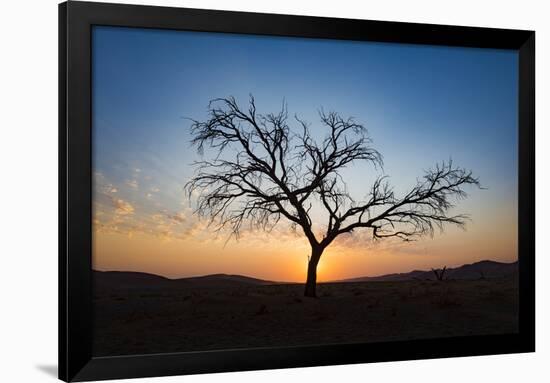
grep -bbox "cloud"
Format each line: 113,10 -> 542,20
126,179 -> 138,189
180,219 -> 209,239
166,212 -> 186,223
108,210 -> 191,241
93,171 -> 118,195
113,198 -> 134,215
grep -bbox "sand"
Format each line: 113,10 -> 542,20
92,275 -> 518,357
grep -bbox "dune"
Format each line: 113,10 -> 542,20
93,270 -> 276,290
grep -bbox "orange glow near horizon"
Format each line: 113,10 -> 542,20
93,208 -> 518,283
92,168 -> 518,283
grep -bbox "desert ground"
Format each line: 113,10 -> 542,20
92,269 -> 518,356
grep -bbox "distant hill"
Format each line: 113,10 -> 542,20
340,260 -> 518,282
93,270 -> 276,290
93,271 -> 172,290
94,260 -> 518,290
178,273 -> 276,287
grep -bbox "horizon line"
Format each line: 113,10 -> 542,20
92,258 -> 518,283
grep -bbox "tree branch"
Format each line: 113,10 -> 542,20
185,96 -> 480,250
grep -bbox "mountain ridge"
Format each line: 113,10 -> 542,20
93,259 -> 518,289
339,259 -> 518,282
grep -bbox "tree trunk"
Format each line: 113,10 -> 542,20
304,247 -> 323,298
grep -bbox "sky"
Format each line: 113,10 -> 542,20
91,26 -> 518,282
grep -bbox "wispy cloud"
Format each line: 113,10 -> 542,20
113,198 -> 134,215
165,211 -> 186,224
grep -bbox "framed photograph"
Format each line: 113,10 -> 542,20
59,1 -> 535,381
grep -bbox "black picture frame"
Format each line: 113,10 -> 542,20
59,1 -> 535,381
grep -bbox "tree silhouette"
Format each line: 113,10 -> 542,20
186,96 -> 480,297
432,266 -> 448,281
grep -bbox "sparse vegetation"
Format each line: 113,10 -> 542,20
432,266 -> 448,281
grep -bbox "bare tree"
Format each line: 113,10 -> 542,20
432,266 -> 447,281
185,96 -> 480,297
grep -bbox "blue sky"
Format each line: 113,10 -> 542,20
91,26 -> 518,279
